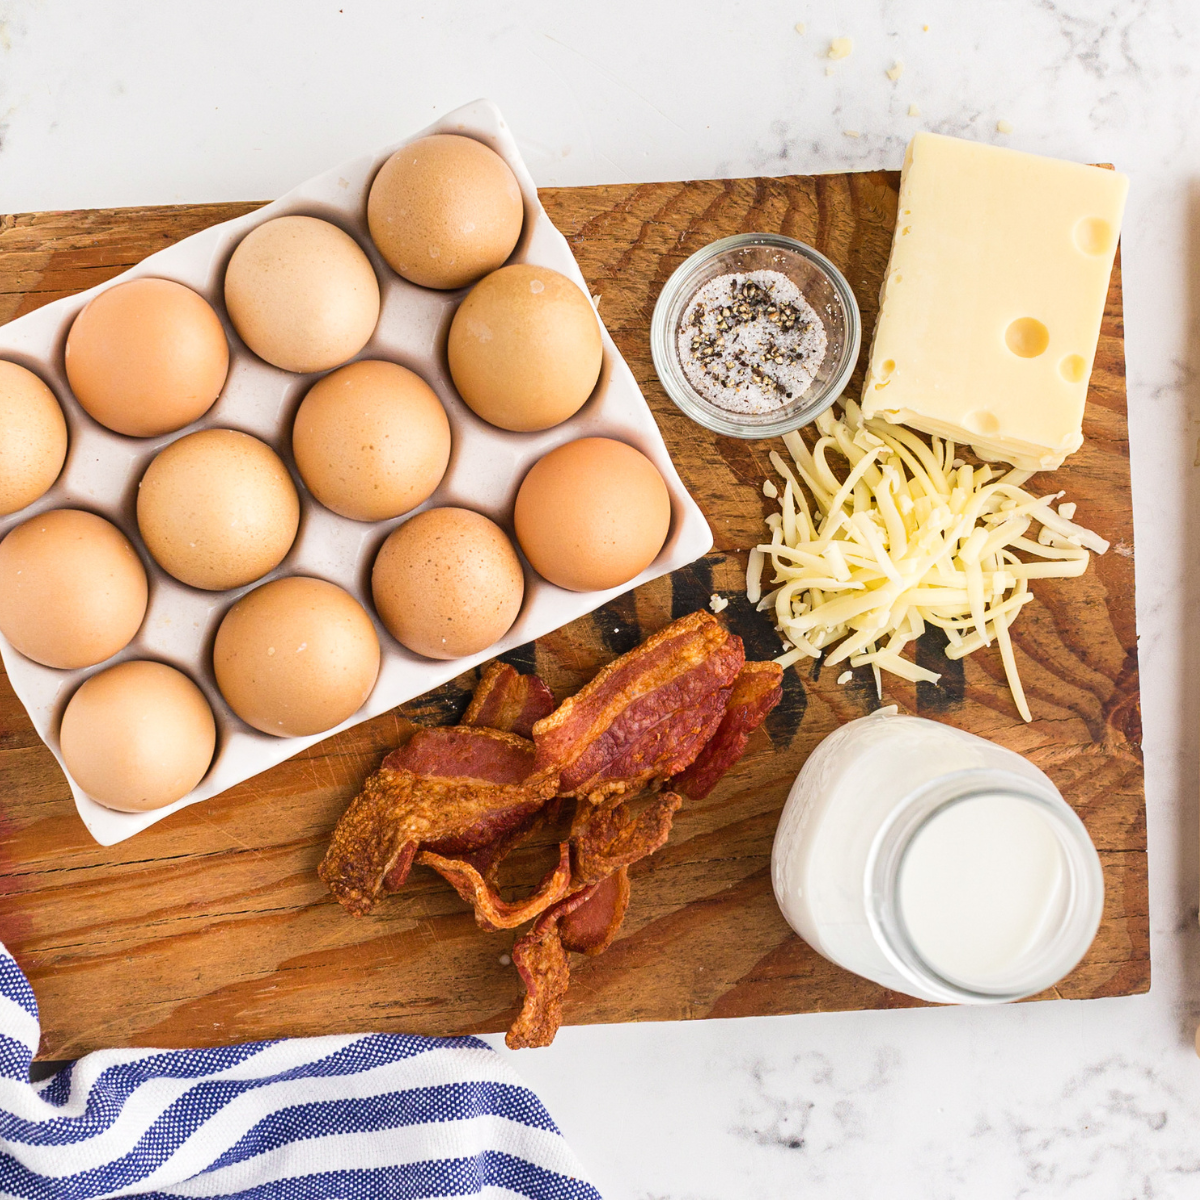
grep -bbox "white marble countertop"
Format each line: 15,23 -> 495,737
3,0 -> 1199,1195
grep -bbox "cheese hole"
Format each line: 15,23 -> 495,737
1059,354 -> 1088,384
878,359 -> 896,379
1074,217 -> 1115,257
963,410 -> 1001,436
1005,318 -> 1049,359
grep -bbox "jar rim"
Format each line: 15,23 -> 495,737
864,767 -> 1105,1004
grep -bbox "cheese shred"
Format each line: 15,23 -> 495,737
748,401 -> 1109,722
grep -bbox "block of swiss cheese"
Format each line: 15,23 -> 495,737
861,132 -> 1128,471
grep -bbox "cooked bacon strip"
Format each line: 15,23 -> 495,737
670,661 -> 784,801
566,685 -> 731,805
571,791 -> 683,886
450,665 -> 562,881
418,841 -> 572,931
507,907 -> 571,1050
448,798 -> 562,884
319,725 -> 557,917
533,612 -> 745,803
559,867 -> 630,956
506,867 -> 634,1049
485,794 -> 671,1038
506,788 -> 681,1050
461,661 -> 556,740
391,724 -> 535,784
389,729 -> 553,864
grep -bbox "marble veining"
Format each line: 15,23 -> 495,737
733,1048 -> 901,1158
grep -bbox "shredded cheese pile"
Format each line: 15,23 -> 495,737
747,400 -> 1109,721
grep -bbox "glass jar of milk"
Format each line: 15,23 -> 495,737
772,707 -> 1104,1004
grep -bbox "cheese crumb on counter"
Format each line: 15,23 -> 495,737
837,670 -> 853,685
908,103 -> 921,116
844,130 -> 861,138
1057,501 -> 1076,519
828,37 -> 853,59
795,21 -> 806,34
887,62 -> 905,81
709,594 -> 729,614
747,400 -> 1109,722
763,479 -> 779,499
997,119 -> 1014,134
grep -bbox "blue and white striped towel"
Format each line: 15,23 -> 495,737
0,945 -> 601,1199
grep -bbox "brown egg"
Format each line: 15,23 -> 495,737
448,264 -> 603,432
368,134 -> 524,290
515,438 -> 671,592
224,216 -> 380,373
59,660 -> 216,811
213,576 -> 380,737
292,360 -> 451,521
0,361 -> 68,515
0,509 -> 147,668
372,507 -> 523,659
137,429 -> 299,591
64,278 -> 229,437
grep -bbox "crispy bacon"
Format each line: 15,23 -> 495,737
320,609 -> 791,1050
505,791 -> 681,1049
670,661 -> 784,801
444,666 -> 562,880
318,725 -> 558,917
448,798 -> 562,884
390,724 -> 535,784
506,869 -> 631,1050
533,612 -> 745,803
418,841 -> 572,931
507,908 -> 571,1051
381,842 -> 418,894
571,791 -> 682,886
559,868 -> 630,956
461,661 -> 556,740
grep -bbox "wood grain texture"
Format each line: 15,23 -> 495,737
0,174 -> 1146,1060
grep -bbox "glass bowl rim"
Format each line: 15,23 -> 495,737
649,232 -> 863,440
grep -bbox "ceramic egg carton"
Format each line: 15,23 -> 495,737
0,98 -> 712,846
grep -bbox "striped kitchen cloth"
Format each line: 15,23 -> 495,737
0,945 -> 601,1199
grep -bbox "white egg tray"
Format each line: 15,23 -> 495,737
0,98 -> 713,846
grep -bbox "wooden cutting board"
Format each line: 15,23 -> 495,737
0,172 -> 1146,1061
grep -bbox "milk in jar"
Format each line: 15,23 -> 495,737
771,707 -> 1103,1003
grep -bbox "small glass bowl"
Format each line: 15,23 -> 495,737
650,232 -> 862,439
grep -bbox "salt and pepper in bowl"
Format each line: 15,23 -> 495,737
651,232 -> 861,439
